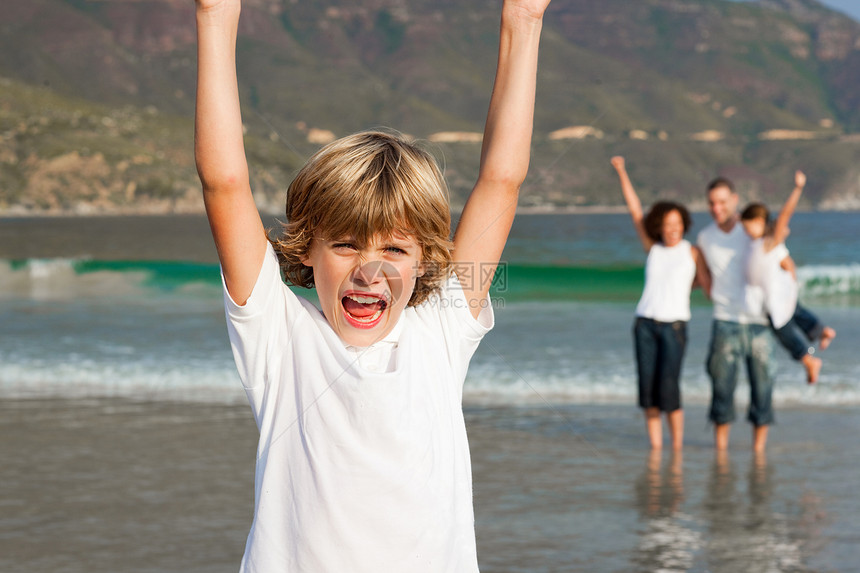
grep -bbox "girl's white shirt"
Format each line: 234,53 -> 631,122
746,238 -> 796,329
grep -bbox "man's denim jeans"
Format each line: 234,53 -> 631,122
706,320 -> 776,426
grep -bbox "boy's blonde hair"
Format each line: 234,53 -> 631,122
272,130 -> 453,306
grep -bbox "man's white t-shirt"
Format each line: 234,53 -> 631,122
224,243 -> 493,573
697,221 -> 768,325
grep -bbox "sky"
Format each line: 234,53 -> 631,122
732,0 -> 860,21
818,0 -> 860,21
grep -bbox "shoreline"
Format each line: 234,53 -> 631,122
2,393 -> 858,414
2,205 -> 858,219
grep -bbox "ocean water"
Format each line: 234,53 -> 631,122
1,212 -> 858,406
2,212 -> 860,573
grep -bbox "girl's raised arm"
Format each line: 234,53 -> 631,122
452,0 -> 550,318
610,156 -> 653,252
195,0 -> 268,305
769,170 -> 806,249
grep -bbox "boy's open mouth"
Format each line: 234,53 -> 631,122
342,293 -> 388,326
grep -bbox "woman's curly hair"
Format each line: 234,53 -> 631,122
643,201 -> 692,243
270,130 -> 453,306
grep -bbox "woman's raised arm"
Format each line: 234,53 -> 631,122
611,156 -> 653,252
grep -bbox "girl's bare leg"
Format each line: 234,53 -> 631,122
801,353 -> 822,384
819,327 -> 836,351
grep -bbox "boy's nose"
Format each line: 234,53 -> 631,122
353,260 -> 386,286
351,260 -> 405,304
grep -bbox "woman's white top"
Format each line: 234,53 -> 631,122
635,239 -> 696,322
746,238 -> 796,329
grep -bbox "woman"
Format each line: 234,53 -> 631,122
611,156 -> 710,450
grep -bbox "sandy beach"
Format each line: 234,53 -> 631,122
2,398 -> 858,572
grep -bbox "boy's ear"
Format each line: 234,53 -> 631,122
301,240 -> 317,267
301,248 -> 313,268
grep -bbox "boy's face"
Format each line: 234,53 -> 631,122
303,231 -> 424,347
741,218 -> 766,239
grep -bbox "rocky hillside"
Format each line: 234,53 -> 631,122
2,0 -> 860,214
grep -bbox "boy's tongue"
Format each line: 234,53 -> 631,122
342,296 -> 384,318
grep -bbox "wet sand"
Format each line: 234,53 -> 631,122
2,399 -> 858,572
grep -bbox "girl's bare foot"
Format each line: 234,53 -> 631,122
819,327 -> 836,351
802,354 -> 822,384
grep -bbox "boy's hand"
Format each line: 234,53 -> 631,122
195,0 -> 240,16
504,0 -> 551,21
795,170 -> 806,189
610,156 -> 625,170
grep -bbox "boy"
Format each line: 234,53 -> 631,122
194,0 -> 550,570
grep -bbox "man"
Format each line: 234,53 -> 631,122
697,177 -> 775,452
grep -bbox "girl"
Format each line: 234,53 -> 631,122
611,156 -> 710,450
740,170 -> 836,384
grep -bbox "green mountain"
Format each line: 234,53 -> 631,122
2,0 -> 860,214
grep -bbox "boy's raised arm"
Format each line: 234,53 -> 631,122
453,0 -> 550,318
195,0 -> 268,305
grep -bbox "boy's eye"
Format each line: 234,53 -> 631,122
385,246 -> 407,255
331,242 -> 357,251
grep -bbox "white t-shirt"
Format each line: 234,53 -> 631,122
224,243 -> 493,573
697,221 -> 768,325
746,239 -> 796,328
635,239 -> 696,322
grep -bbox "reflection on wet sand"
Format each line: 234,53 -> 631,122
633,448 -> 828,572
703,451 -> 811,572
633,450 -> 701,572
